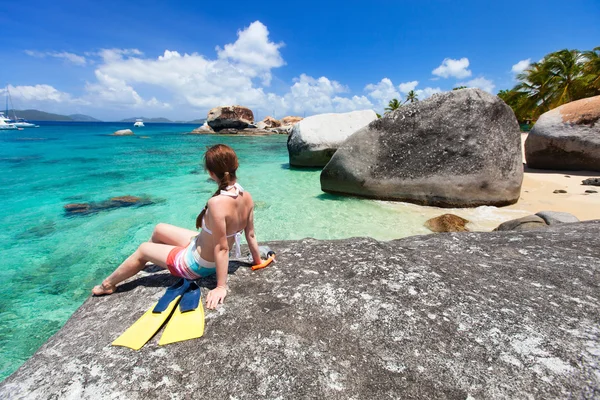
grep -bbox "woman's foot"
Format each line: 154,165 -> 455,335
92,281 -> 116,296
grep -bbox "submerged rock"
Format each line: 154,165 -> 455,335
424,213 -> 469,232
207,105 -> 254,132
64,196 -> 154,216
288,110 -> 378,167
2,222 -> 599,399
525,95 -> 600,171
321,89 -> 523,207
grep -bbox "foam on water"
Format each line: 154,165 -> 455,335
0,122 -> 528,380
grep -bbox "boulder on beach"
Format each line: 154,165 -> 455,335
494,215 -> 549,231
535,210 -> 579,225
190,123 -> 214,134
288,110 -> 378,167
281,116 -> 303,126
582,177 -> 600,186
424,214 -> 469,232
112,129 -> 134,136
525,95 -> 600,171
207,106 -> 254,132
262,116 -> 282,128
2,221 -> 599,399
321,88 -> 523,207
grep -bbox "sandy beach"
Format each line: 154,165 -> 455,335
506,133 -> 600,221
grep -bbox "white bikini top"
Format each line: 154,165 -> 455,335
201,182 -> 245,258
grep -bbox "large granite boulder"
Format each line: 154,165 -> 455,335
525,95 -> 600,171
281,116 -> 303,126
288,110 -> 378,167
321,89 -> 523,207
207,105 -> 254,132
1,222 -> 599,399
262,116 -> 281,128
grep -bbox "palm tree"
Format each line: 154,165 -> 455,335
544,49 -> 586,107
514,61 -> 554,120
404,90 -> 418,103
384,98 -> 401,113
583,46 -> 600,94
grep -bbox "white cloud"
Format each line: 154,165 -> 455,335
511,59 -> 531,74
364,78 -> 401,108
24,50 -> 87,66
415,87 -> 443,99
5,84 -> 75,103
459,77 -> 495,93
432,58 -> 472,79
398,80 -> 419,93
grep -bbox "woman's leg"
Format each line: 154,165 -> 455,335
92,242 -> 176,295
150,223 -> 198,246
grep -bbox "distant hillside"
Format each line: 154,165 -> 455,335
69,114 -> 102,122
4,109 -> 100,122
186,119 -> 207,124
120,117 -> 173,123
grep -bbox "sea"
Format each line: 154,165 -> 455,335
0,122 -> 528,381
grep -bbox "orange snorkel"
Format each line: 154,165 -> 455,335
251,250 -> 276,271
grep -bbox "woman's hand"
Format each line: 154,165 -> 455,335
206,286 -> 227,309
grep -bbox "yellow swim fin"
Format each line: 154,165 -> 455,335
112,279 -> 190,350
159,281 -> 204,345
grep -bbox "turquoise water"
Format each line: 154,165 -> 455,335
0,122 -> 527,380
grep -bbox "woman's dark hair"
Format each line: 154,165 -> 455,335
196,144 -> 239,229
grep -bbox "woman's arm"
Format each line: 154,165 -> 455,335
205,198 -> 229,309
244,205 -> 262,265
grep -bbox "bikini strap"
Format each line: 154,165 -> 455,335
220,182 -> 244,197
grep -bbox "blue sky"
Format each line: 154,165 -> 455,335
0,0 -> 598,120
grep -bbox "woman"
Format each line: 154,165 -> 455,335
92,144 -> 262,309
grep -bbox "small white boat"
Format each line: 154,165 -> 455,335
133,119 -> 145,127
0,113 -> 18,130
10,118 -> 39,128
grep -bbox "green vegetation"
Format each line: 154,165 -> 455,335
404,90 -> 418,103
453,86 -> 468,90
498,47 -> 600,123
384,98 -> 401,113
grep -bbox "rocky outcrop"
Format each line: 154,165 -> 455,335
288,110 -> 378,167
321,89 -> 523,207
281,116 -> 303,126
190,123 -> 214,134
207,106 -> 254,132
424,214 -> 469,232
2,222 -> 599,399
112,129 -> 134,136
262,116 -> 282,128
525,95 -> 600,171
494,211 -> 579,231
64,195 -> 154,216
217,128 -> 274,136
582,177 -> 600,186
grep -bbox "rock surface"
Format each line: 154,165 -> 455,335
112,129 -> 134,136
190,123 -> 214,134
281,116 -> 303,126
525,95 -> 600,171
321,89 -> 523,207
207,106 -> 254,132
535,211 -> 579,225
262,116 -> 282,128
2,222 -> 600,399
583,177 -> 600,186
494,215 -> 548,231
288,110 -> 378,167
424,213 -> 470,232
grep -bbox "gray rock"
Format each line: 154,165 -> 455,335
112,129 -> 134,136
207,105 -> 254,132
582,178 -> 600,186
535,211 -> 580,225
586,190 -> 598,194
321,89 -> 523,207
525,95 -> 600,171
288,110 -> 378,167
494,215 -> 548,231
190,123 -> 214,134
2,222 -> 600,399
553,189 -> 567,194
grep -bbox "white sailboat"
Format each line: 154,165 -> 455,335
4,86 -> 39,128
0,112 -> 18,130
